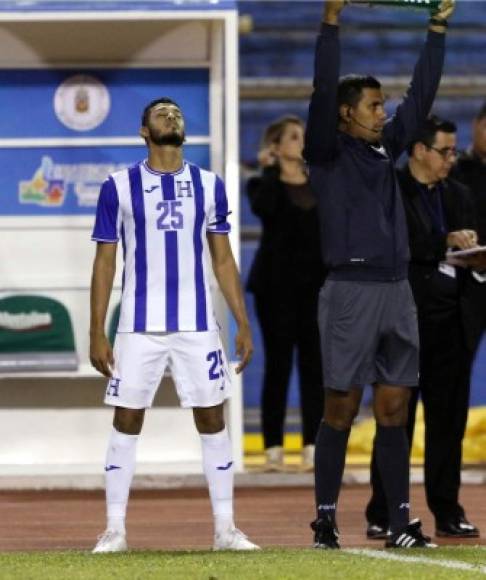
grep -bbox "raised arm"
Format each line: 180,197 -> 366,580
304,1 -> 345,165
383,0 -> 455,158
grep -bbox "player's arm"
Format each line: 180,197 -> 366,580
383,0 -> 455,157
207,233 -> 253,374
303,0 -> 345,165
90,242 -> 117,378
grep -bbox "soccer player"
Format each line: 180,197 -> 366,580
304,0 -> 455,549
90,97 -> 259,553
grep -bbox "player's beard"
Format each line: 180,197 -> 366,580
148,127 -> 185,147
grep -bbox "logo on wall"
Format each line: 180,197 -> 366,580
18,155 -> 129,209
0,311 -> 53,332
19,157 -> 66,207
54,74 -> 111,131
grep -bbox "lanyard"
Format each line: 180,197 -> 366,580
418,183 -> 447,234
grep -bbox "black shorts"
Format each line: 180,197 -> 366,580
318,279 -> 419,390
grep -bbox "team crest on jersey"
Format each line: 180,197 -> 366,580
54,74 -> 111,132
176,180 -> 193,198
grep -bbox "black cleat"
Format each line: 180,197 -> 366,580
436,516 -> 480,538
311,516 -> 340,549
385,519 -> 437,549
366,522 -> 390,540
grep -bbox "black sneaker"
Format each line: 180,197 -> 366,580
436,516 -> 480,538
366,522 -> 390,540
311,516 -> 340,549
385,519 -> 437,549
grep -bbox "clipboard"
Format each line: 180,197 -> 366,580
446,246 -> 486,267
446,245 -> 486,258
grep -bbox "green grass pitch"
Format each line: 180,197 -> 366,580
1,547 -> 485,579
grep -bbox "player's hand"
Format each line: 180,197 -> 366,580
446,229 -> 478,250
90,333 -> 114,378
234,322 -> 253,374
434,0 -> 455,21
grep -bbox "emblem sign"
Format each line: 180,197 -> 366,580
54,74 -> 110,131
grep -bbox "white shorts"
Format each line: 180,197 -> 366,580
105,330 -> 232,409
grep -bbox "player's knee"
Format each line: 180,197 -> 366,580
113,407 -> 144,434
375,400 -> 408,426
194,416 -> 225,434
324,404 -> 358,430
193,406 -> 225,434
374,387 -> 410,426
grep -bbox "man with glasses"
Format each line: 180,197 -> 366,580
366,115 -> 481,540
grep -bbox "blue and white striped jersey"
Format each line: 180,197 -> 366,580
92,160 -> 231,333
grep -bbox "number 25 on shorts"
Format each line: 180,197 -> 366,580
207,349 -> 224,380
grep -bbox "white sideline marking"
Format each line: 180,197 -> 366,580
347,549 -> 486,575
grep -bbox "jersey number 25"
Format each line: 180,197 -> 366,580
156,200 -> 184,230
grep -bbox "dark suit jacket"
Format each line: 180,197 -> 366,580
398,165 -> 476,314
451,151 -> 486,349
452,150 -> 486,245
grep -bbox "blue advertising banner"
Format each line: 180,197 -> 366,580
0,145 -> 210,216
0,69 -> 209,138
0,1 -> 236,12
0,66 -> 212,216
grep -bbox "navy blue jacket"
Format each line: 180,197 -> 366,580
304,23 -> 445,281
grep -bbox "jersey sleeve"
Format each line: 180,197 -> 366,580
206,175 -> 231,234
91,176 -> 121,242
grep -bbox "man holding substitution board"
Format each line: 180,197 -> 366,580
304,0 -> 462,549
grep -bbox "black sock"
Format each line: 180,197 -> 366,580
315,422 -> 350,523
374,424 -> 410,534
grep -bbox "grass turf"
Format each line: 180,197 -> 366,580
0,547 -> 485,580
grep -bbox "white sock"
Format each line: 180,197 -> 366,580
200,427 -> 235,535
104,427 -> 138,534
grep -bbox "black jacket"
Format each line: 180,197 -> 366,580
246,166 -> 325,296
452,150 -> 486,244
452,151 -> 486,344
398,165 -> 476,311
304,23 -> 445,282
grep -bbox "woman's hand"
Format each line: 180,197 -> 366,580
258,146 -> 278,168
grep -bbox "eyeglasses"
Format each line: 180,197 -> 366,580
427,146 -> 457,159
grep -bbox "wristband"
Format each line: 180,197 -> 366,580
429,17 -> 448,27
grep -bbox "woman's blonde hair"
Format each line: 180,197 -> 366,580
261,115 -> 304,149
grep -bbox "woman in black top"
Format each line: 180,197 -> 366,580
247,115 -> 326,471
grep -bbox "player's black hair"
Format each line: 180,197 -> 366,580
475,101 -> 486,121
337,74 -> 382,109
141,98 -> 181,127
407,115 -> 457,156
